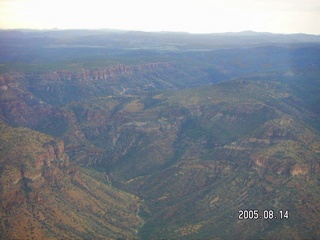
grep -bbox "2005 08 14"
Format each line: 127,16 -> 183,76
238,209 -> 289,220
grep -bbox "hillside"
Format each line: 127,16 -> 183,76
0,124 -> 142,239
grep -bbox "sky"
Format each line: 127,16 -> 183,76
0,0 -> 320,34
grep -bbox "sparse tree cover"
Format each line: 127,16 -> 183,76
0,30 -> 320,239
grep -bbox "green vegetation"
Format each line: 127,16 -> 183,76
0,30 -> 320,239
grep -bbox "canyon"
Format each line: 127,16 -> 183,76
0,30 -> 320,239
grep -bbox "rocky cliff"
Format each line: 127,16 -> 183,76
34,62 -> 173,81
0,61 -> 178,109
0,124 -> 70,214
0,124 -> 142,239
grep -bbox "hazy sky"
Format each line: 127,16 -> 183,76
1,0 -> 320,34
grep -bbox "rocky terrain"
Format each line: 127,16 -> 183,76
0,30 -> 320,239
0,124 -> 143,239
66,77 -> 320,239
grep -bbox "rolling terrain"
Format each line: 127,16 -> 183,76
0,30 -> 320,239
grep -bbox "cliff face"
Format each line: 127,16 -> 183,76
28,62 -> 177,105
35,62 -> 173,81
0,125 -> 72,207
0,124 -> 142,240
0,62 -> 176,125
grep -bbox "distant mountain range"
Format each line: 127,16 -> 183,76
1,29 -> 320,53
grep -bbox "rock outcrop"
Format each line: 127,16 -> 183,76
0,124 -> 142,239
1,135 -> 72,207
34,62 -> 172,81
290,164 -> 309,176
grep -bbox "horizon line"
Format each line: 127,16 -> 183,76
0,28 -> 319,36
